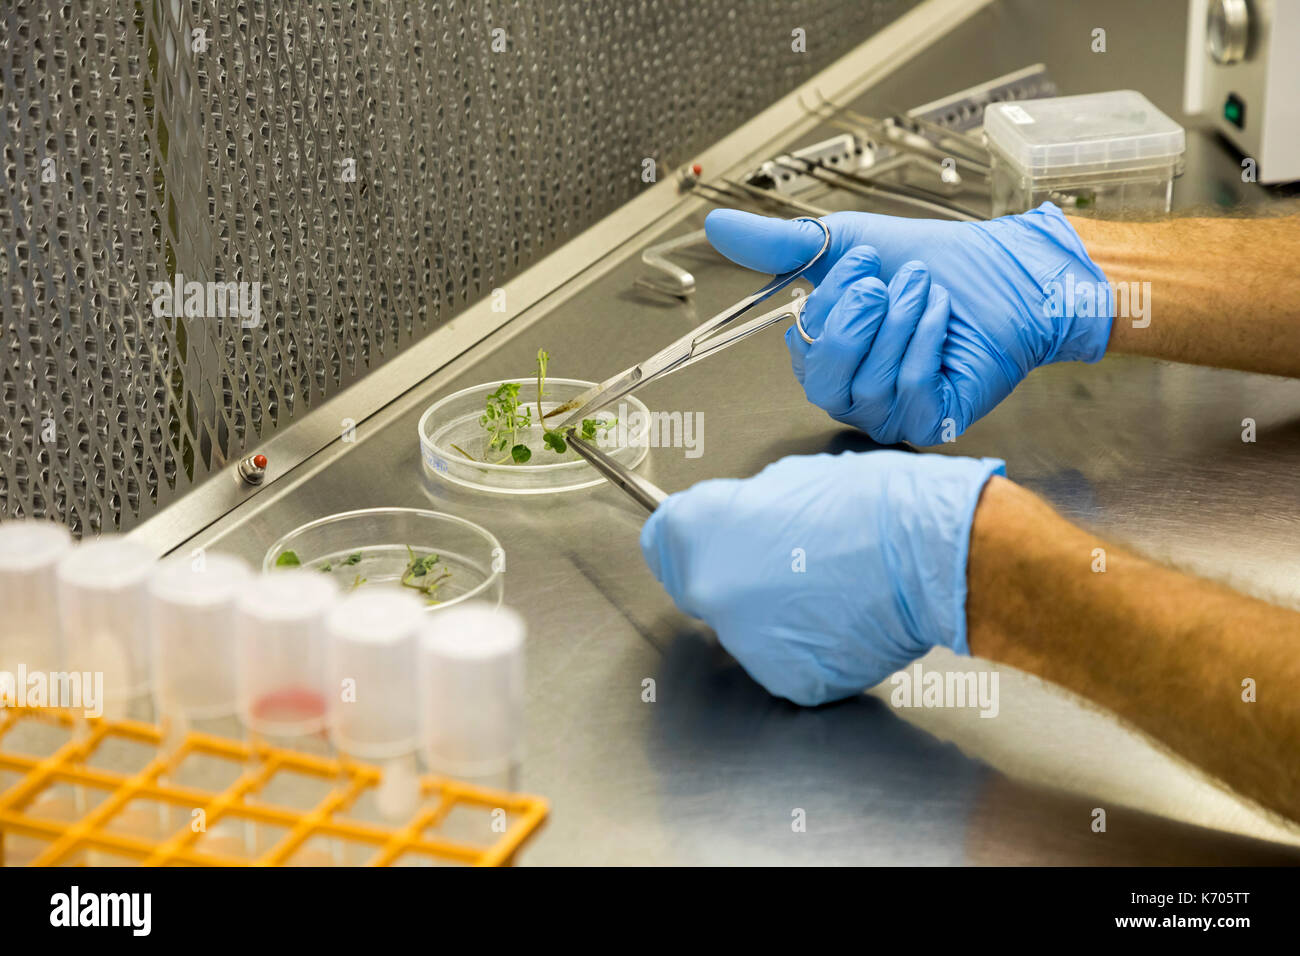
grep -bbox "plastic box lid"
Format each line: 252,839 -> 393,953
984,90 -> 1185,176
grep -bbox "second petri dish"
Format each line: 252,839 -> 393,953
263,508 -> 503,612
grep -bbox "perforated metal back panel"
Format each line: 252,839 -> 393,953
1,0 -> 918,534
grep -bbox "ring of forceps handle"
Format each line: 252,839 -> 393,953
794,295 -> 817,345
549,216 -> 832,432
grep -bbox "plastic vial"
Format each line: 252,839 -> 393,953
0,520 -> 73,677
326,590 -> 424,760
235,569 -> 338,746
146,552 -> 252,855
55,535 -> 156,719
232,569 -> 338,857
327,590 -> 424,842
0,521 -> 77,863
418,602 -> 525,789
57,537 -> 156,865
147,553 -> 251,725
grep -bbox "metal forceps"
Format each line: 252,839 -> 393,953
548,216 -> 832,432
566,431 -> 668,514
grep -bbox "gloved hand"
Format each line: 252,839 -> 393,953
705,203 -> 1114,445
639,450 -> 1005,706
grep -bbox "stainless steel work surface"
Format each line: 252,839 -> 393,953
189,0 -> 1300,863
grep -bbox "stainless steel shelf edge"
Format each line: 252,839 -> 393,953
126,0 -> 994,557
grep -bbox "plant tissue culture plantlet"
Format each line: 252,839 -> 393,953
400,545 -> 451,604
273,547 -> 447,603
453,349 -> 614,464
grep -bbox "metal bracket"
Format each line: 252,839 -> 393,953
634,228 -> 709,297
754,133 -> 873,196
907,62 -> 1056,133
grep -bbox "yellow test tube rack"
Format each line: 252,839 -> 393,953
0,707 -> 547,866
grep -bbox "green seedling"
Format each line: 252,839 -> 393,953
313,551 -> 361,574
534,348 -> 551,432
477,380 -> 534,465
536,349 -> 616,451
465,349 -> 615,463
401,545 -> 451,605
281,547 -> 442,602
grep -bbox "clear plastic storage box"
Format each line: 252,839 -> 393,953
983,90 -> 1185,217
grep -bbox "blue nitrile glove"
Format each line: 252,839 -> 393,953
704,203 -> 1114,445
639,450 -> 1005,706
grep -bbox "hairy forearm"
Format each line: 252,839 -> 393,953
1068,214 -> 1300,378
967,475 -> 1300,822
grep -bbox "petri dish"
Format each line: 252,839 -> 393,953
262,507 -> 503,612
417,377 -> 650,495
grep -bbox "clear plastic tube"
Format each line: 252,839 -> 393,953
418,602 -> 525,789
327,590 -> 424,849
0,521 -> 77,861
233,569 -> 339,857
57,536 -> 156,865
147,553 -> 250,723
55,535 -> 155,719
236,569 -> 338,744
146,553 -> 252,854
0,520 -> 73,677
326,590 -> 424,760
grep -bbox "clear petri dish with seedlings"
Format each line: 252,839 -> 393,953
418,349 -> 650,495
263,508 -> 503,610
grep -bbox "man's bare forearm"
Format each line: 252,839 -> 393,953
1068,214 -> 1300,378
966,475 -> 1300,822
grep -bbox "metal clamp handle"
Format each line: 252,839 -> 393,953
793,295 -> 816,345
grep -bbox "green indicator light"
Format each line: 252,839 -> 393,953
1224,94 -> 1245,129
